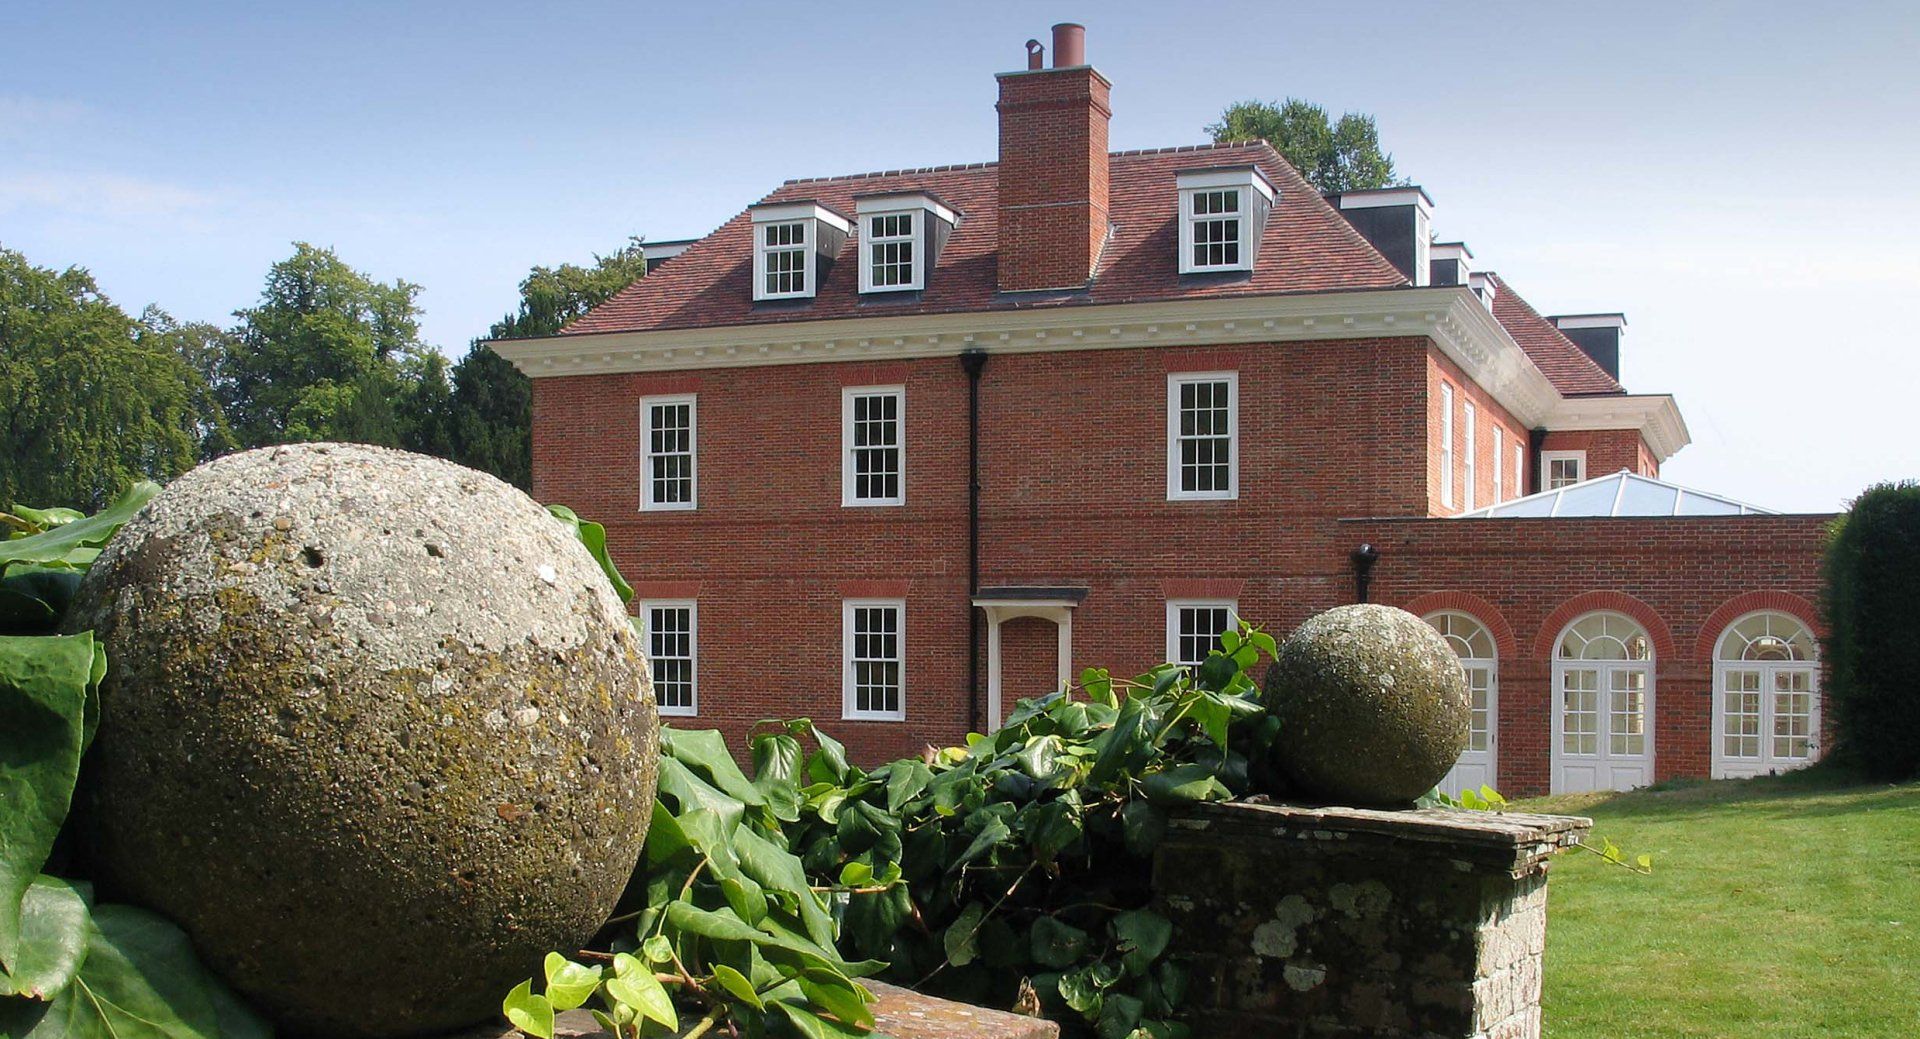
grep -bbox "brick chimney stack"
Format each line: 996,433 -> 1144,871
995,23 -> 1111,293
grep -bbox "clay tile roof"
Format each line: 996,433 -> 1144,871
1486,273 -> 1624,396
562,140 -> 1407,337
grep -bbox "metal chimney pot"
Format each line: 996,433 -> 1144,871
1051,23 -> 1085,67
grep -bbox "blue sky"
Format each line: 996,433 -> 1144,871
5,1 -> 1917,511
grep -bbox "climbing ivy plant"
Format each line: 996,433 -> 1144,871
0,484 -> 272,1038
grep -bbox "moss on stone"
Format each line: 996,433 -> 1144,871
65,444 -> 659,1038
1259,604 -> 1469,807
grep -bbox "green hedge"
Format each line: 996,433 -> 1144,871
1823,482 -> 1920,780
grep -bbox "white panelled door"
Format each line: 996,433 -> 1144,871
1713,612 -> 1821,779
1551,613 -> 1655,794
1425,612 -> 1498,797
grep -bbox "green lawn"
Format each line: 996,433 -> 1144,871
1519,766 -> 1920,1039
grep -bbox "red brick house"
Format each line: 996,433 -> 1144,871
495,26 -> 1831,796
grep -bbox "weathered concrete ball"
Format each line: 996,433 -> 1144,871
65,444 -> 659,1038
1260,604 -> 1469,806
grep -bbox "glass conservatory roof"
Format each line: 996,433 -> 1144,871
1456,470 -> 1777,518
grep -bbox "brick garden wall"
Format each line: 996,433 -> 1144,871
1344,515 -> 1832,795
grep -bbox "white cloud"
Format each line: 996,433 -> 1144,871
0,171 -> 215,223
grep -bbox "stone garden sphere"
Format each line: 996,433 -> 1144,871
1260,604 -> 1469,807
65,444 -> 659,1038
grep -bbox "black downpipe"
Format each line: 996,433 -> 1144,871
961,348 -> 989,734
1350,543 -> 1381,603
1528,427 -> 1549,495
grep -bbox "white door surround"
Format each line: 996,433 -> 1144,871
1424,611 -> 1499,797
1712,611 -> 1821,779
973,587 -> 1086,730
1550,611 -> 1655,794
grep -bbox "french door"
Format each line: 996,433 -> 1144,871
1714,662 -> 1818,778
1553,662 -> 1653,793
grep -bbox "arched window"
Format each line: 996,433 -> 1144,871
1713,611 -> 1820,778
1551,611 -> 1654,794
1425,611 -> 1498,796
1557,612 -> 1652,661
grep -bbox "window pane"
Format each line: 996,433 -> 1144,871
1173,378 -> 1232,494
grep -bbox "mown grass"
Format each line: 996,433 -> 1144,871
1519,764 -> 1920,1038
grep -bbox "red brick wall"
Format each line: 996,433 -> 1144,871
1540,428 -> 1658,480
1345,515 -> 1830,795
532,339 -> 1825,798
996,67 -> 1111,291
532,336 -> 1435,761
1427,348 -> 1527,514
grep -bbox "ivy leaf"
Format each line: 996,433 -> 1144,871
0,875 -> 88,999
545,504 -> 632,605
774,1000 -> 867,1039
1112,909 -> 1173,977
1057,965 -> 1104,1015
0,483 -> 158,571
542,953 -> 602,1012
752,732 -> 803,786
1248,629 -> 1278,657
943,903 -> 985,967
1088,697 -> 1148,785
885,759 -> 934,812
605,966 -> 678,1030
1120,801 -> 1168,858
503,979 -> 555,1039
1140,763 -> 1229,806
1025,800 -> 1083,862
1096,993 -> 1144,1039
797,972 -> 874,1028
0,633 -> 99,971
640,936 -> 674,966
952,815 -> 1011,868
711,963 -> 763,1009
5,903 -> 266,1039
1030,916 -> 1090,969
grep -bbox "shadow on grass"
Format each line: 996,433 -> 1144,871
1520,760 -> 1920,821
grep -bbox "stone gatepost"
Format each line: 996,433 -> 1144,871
1152,801 -> 1590,1039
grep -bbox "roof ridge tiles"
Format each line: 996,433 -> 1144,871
779,140 -> 1266,186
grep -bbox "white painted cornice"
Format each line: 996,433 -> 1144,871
1545,394 -> 1691,462
488,287 -> 1677,450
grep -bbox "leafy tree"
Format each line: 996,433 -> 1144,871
221,243 -> 426,450
1824,482 -> 1920,779
444,238 -> 648,488
0,249 -> 218,511
1206,98 -> 1404,193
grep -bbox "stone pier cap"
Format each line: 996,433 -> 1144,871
1172,799 -> 1592,877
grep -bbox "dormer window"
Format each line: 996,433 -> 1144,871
1176,167 -> 1275,275
749,201 -> 850,302
855,193 -> 959,295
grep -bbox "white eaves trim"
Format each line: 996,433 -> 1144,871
854,193 -> 959,227
1334,186 -> 1435,215
1544,394 -> 1689,462
1175,166 -> 1276,200
749,202 -> 851,234
488,287 -> 1689,461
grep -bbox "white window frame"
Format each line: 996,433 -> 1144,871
1514,442 -> 1526,498
749,202 -> 849,303
640,394 -> 697,511
1492,426 -> 1505,503
842,385 -> 905,507
842,598 -> 906,721
1439,382 -> 1456,508
1543,450 -> 1587,490
1463,401 -> 1478,512
754,220 -> 813,300
854,195 -> 955,295
1166,371 -> 1239,501
1166,600 -> 1240,667
641,600 -> 698,717
1175,168 -> 1273,275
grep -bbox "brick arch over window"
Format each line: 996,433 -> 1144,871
1694,591 -> 1823,660
1403,591 -> 1519,660
1532,591 -> 1676,661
